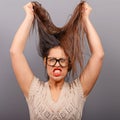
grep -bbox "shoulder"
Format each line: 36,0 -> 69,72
67,77 -> 85,98
68,77 -> 82,88
26,76 -> 45,100
30,76 -> 45,89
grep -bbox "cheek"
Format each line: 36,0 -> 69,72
46,66 -> 52,76
62,68 -> 68,76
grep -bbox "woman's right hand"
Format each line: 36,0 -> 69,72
81,2 -> 92,22
24,2 -> 34,20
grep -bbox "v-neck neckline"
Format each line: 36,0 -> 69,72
46,81 -> 66,104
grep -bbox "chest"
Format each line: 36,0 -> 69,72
30,83 -> 83,120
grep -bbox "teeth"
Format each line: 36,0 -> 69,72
54,70 -> 61,73
53,69 -> 61,76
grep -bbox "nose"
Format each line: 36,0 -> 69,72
55,61 -> 60,67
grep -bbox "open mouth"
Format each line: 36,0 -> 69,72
53,68 -> 62,77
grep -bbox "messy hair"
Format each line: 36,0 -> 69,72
32,1 -> 85,75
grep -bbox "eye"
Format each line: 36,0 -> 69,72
60,58 -> 66,63
60,58 -> 68,64
48,58 -> 56,62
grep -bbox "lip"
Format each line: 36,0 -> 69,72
53,67 -> 62,72
53,67 -> 62,77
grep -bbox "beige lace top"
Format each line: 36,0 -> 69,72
26,76 -> 86,120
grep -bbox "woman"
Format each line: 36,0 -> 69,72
10,1 -> 104,120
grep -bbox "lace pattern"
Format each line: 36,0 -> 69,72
26,76 -> 86,120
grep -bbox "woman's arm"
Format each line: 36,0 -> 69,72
80,3 -> 104,97
10,3 -> 34,97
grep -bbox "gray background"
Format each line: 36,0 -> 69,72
0,0 -> 120,120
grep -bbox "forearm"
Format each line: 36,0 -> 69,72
10,16 -> 34,54
83,18 -> 104,57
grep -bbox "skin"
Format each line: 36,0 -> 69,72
44,46 -> 69,102
10,2 -> 104,100
45,46 -> 68,83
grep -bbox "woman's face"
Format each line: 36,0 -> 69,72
44,46 -> 69,82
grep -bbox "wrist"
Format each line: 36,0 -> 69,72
25,14 -> 34,21
82,16 -> 90,24
81,17 -> 91,32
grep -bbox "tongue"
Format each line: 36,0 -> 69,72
53,70 -> 61,77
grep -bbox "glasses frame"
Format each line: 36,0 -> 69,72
46,57 -> 69,68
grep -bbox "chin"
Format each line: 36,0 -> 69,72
50,76 -> 65,82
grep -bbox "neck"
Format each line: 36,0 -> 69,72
48,79 -> 64,90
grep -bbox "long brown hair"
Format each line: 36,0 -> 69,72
32,1 -> 85,76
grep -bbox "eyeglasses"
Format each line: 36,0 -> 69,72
46,57 -> 69,67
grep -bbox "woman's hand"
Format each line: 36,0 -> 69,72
24,2 -> 34,20
80,2 -> 92,32
81,2 -> 92,21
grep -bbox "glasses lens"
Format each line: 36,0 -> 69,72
47,57 -> 69,67
47,58 -> 56,66
59,58 -> 68,67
